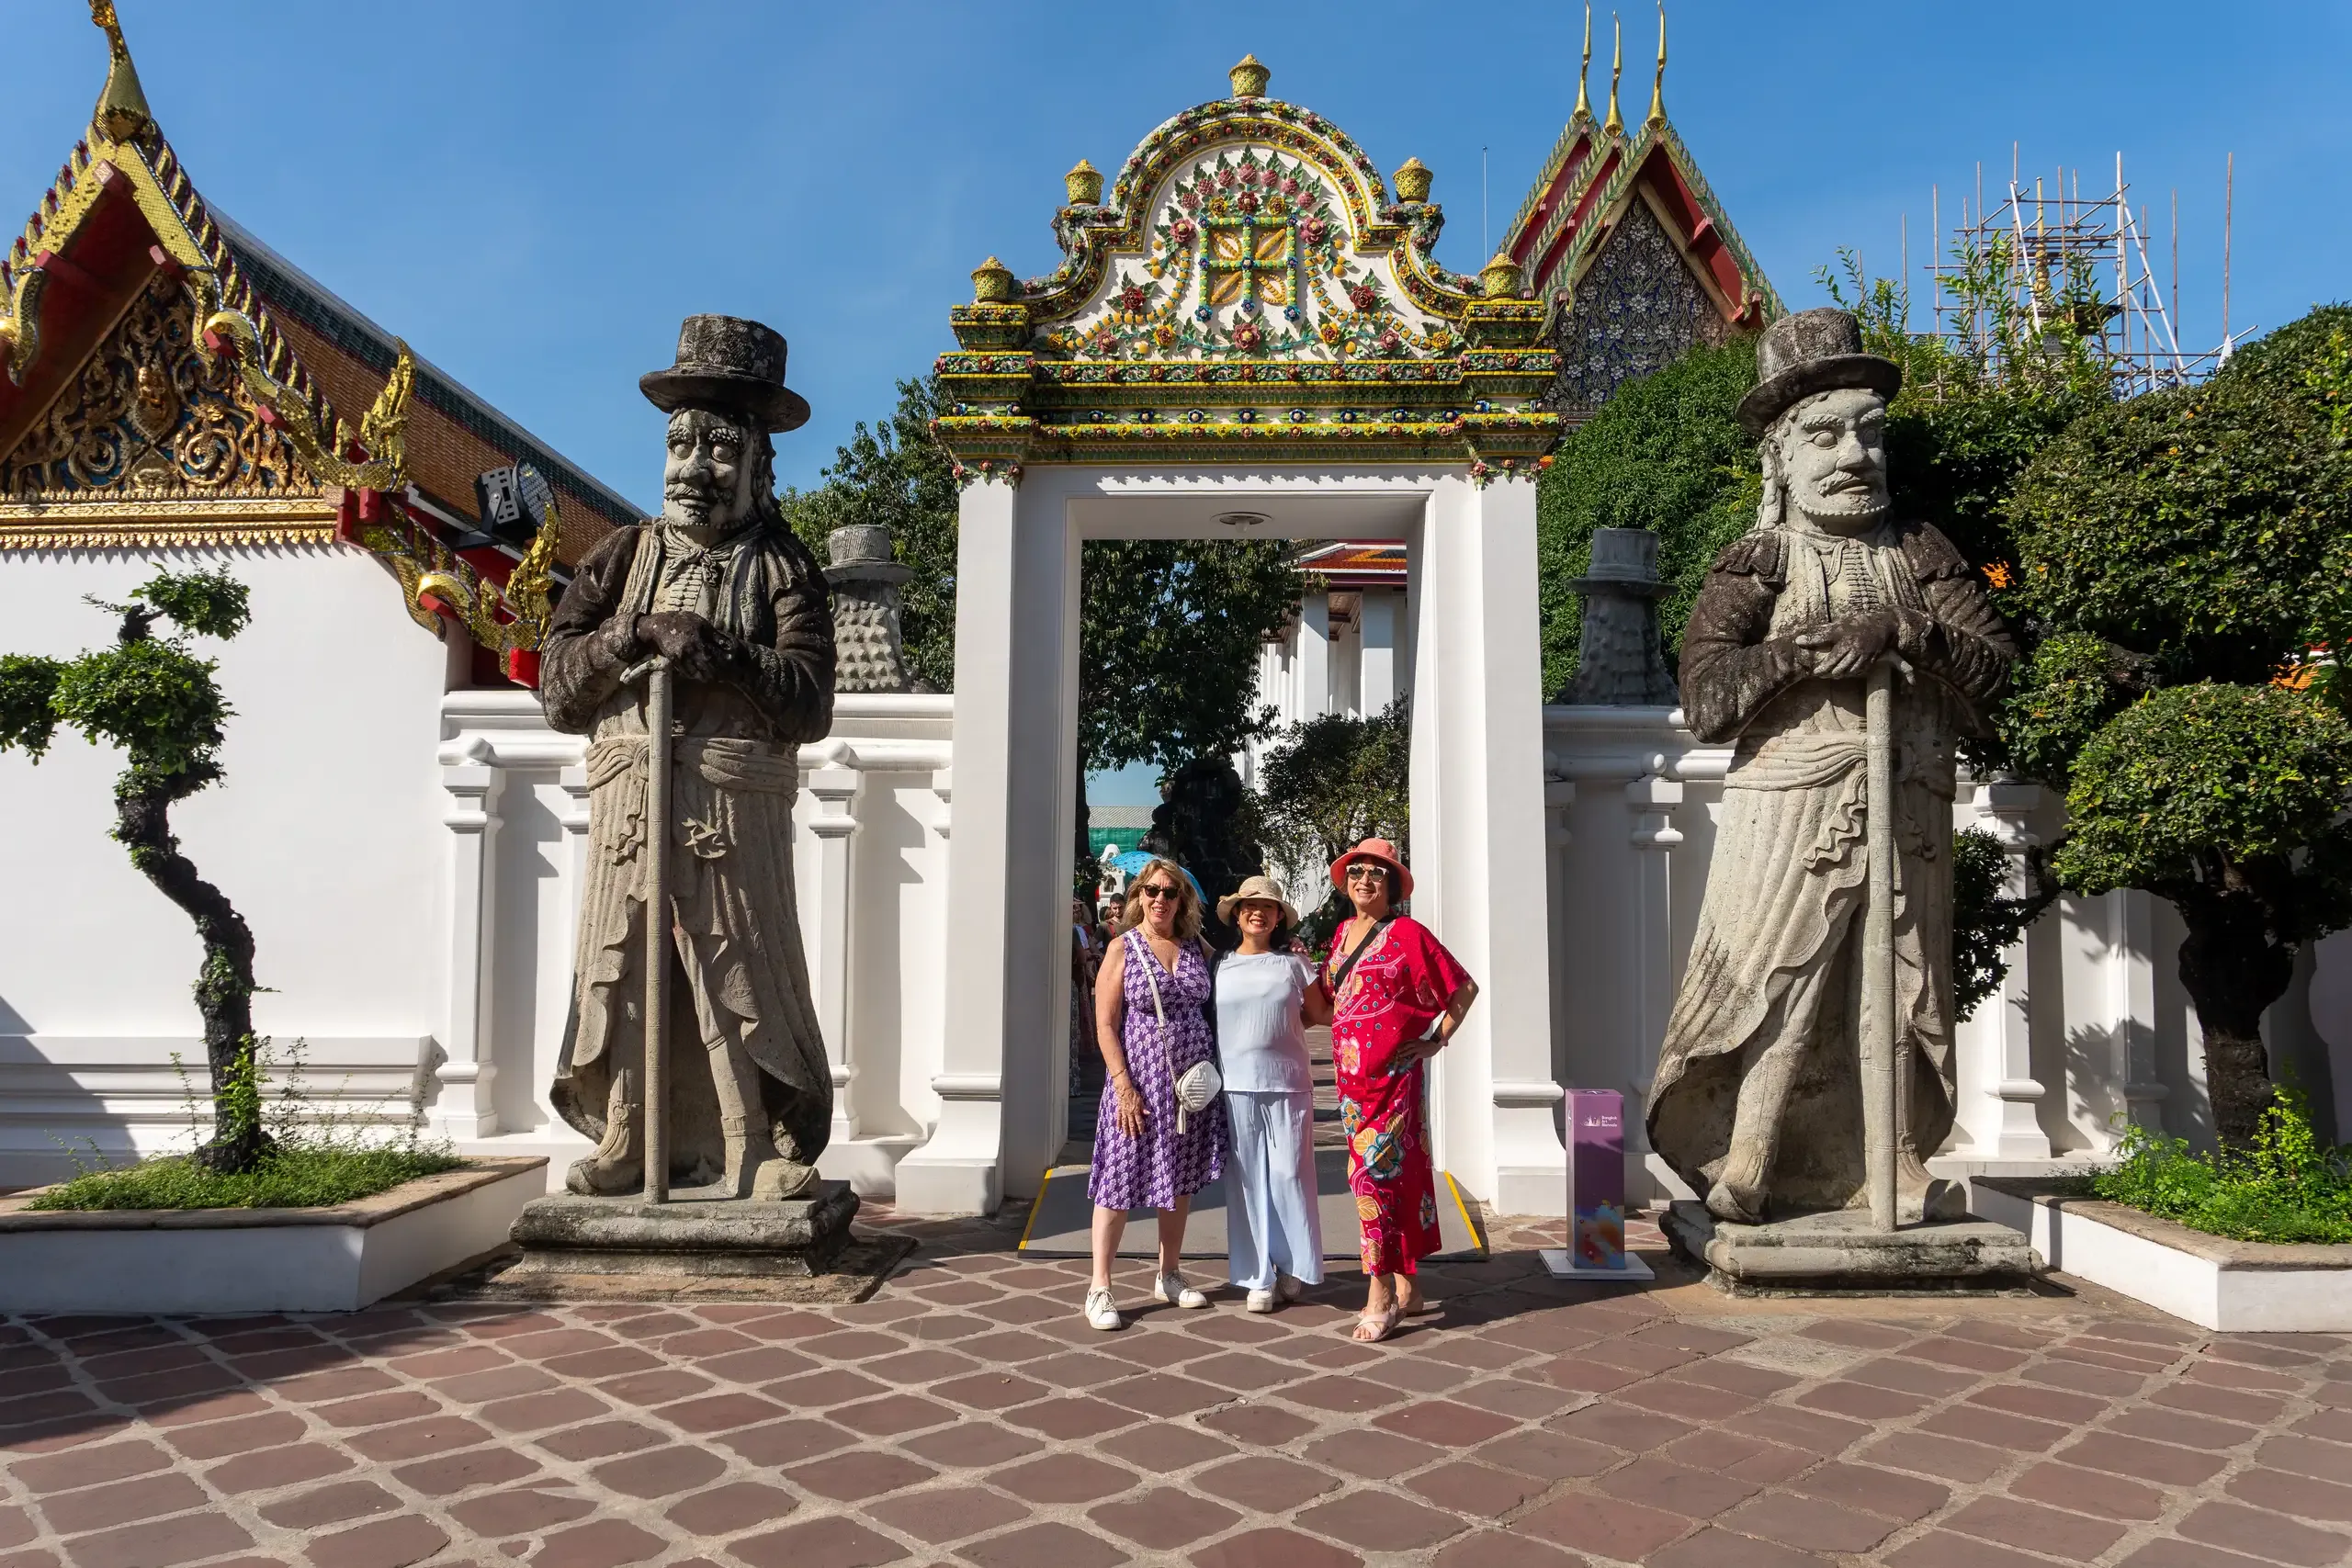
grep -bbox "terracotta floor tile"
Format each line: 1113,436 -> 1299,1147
786,1449 -> 937,1501
1088,1486 -> 1238,1551
730,1514 -> 907,1568
956,1520 -> 1130,1568
1196,1455 -> 1341,1512
1188,1526 -> 1364,1567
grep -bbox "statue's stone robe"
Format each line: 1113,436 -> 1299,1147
539,520 -> 836,1180
1646,519 -> 2014,1213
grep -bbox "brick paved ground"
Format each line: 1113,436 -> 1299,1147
5,1204 -> 2350,1568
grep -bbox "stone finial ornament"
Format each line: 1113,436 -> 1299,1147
1064,159 -> 1102,206
824,523 -> 915,694
1394,157 -> 1433,204
1479,252 -> 1525,299
1561,528 -> 1676,705
971,256 -> 1017,304
1228,54 -> 1270,99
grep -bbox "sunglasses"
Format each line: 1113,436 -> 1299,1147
1138,884 -> 1181,900
1346,864 -> 1389,882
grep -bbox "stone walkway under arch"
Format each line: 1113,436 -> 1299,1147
4,1204 -> 2348,1568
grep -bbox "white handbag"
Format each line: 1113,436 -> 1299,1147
1134,934 -> 1221,1133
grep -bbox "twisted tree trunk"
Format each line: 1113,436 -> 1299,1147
110,606 -> 270,1173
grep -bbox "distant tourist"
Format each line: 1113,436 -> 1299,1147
1214,876 -> 1329,1312
1324,839 -> 1477,1342
1081,857 -> 1227,1330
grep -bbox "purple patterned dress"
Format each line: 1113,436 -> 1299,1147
1087,931 -> 1227,1210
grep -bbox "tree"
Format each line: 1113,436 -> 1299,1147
781,376 -> 958,690
1999,309 -> 2352,1145
1536,338 -> 1759,699
0,569 -> 271,1171
1248,699 -> 1410,944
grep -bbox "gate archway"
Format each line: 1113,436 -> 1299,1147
894,58 -> 1569,1215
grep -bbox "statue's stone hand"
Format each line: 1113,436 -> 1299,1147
1794,609 -> 1900,679
635,612 -> 737,683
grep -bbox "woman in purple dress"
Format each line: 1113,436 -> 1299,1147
1083,856 -> 1226,1330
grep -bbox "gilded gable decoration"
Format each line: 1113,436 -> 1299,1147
933,56 -> 1561,470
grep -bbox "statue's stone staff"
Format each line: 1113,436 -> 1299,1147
538,315 -> 839,1203
1645,309 -> 2018,1230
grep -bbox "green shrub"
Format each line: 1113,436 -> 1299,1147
2089,1089 -> 2352,1245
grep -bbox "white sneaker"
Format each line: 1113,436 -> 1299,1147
1245,1288 -> 1277,1314
1152,1270 -> 1210,1309
1083,1287 -> 1123,1331
1276,1271 -> 1306,1303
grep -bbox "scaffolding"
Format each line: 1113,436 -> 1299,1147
1928,150 -> 2239,399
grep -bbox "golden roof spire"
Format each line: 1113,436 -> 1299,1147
1573,4 -> 1593,122
1645,3 -> 1668,131
88,0 -> 152,142
1229,54 -> 1270,99
1603,13 -> 1624,136
1064,158 -> 1102,206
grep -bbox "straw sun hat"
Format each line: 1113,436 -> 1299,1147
1216,874 -> 1299,928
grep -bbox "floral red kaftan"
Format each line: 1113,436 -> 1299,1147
1324,915 -> 1470,1276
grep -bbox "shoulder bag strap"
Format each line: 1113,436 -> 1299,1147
1328,916 -> 1396,998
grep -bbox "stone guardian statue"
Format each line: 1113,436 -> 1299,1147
538,316 -> 837,1201
1645,310 -> 2016,1227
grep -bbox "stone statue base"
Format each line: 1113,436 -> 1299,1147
1663,1201 -> 2042,1297
490,1182 -> 860,1292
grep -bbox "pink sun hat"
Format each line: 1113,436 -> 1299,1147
1330,837 -> 1412,899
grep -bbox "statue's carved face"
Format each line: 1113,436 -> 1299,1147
662,408 -> 756,537
1770,388 -> 1889,536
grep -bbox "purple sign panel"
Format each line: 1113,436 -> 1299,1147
1567,1089 -> 1626,1269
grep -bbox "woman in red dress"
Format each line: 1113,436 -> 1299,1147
1322,839 -> 1478,1342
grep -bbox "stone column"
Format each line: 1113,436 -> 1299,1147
803,751 -> 864,1147
2108,888 -> 2170,1139
1297,591 -> 1331,720
429,739 -> 502,1139
1562,528 -> 1678,705
1361,590 -> 1399,714
826,524 -> 914,693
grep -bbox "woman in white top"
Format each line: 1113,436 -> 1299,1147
1214,875 -> 1334,1312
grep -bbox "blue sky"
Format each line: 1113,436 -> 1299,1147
7,3 -> 2347,806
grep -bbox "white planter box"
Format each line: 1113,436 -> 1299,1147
0,1156 -> 545,1314
1972,1178 -> 2352,1332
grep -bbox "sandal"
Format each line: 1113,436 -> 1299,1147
1350,1303 -> 1403,1343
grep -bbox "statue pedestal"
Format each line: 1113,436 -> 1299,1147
1662,1201 -> 2041,1297
486,1181 -> 862,1294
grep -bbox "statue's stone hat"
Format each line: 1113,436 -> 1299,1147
640,314 -> 811,434
1735,307 -> 1902,437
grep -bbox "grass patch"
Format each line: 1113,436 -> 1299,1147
27,1143 -> 464,1213
2088,1088 -> 2352,1245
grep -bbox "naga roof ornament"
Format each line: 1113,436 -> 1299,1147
933,55 -> 1561,470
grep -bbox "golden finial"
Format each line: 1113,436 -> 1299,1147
971,256 -> 1017,303
1229,54 -> 1270,99
1394,157 -> 1432,204
1064,159 -> 1102,206
1603,13 -> 1624,136
1479,252 -> 1524,299
88,0 -> 152,143
1573,4 -> 1593,122
1645,3 -> 1668,130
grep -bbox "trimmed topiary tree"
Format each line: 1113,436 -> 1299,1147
0,567 -> 270,1172
2002,303 -> 2352,1146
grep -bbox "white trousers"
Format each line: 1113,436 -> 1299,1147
1223,1089 -> 1323,1290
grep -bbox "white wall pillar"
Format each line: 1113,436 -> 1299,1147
1298,591 -> 1331,721
1627,766 -> 1683,1189
1361,590 -> 1398,715
1416,476 -> 1567,1214
1953,781 -> 2052,1159
2109,887 -> 2170,1139
803,754 -> 863,1147
429,739 -> 502,1139
894,479 -> 1072,1213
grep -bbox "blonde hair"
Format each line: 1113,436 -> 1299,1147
1121,856 -> 1203,942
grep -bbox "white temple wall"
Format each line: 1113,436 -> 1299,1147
0,546 -> 450,1182
1542,703 -> 2351,1206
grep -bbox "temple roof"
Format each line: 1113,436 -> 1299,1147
1499,8 -> 1778,357
0,6 -> 635,674
933,57 -> 1559,475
